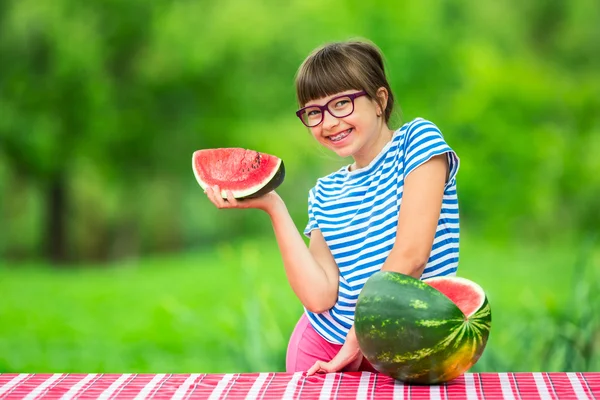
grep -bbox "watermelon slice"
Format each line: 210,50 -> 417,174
192,148 -> 285,199
355,271 -> 491,384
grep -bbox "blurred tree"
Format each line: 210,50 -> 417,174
0,0 -> 598,264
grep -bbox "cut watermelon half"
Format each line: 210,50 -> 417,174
192,148 -> 285,199
424,276 -> 486,317
355,272 -> 492,384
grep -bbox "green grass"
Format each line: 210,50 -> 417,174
0,234 -> 598,373
0,241 -> 301,373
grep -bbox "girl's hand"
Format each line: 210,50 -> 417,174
204,184 -> 280,213
306,327 -> 363,375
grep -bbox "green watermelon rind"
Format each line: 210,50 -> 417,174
239,160 -> 285,199
355,271 -> 491,384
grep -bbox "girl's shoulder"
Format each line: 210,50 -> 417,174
396,117 -> 445,141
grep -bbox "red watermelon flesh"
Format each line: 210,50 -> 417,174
192,148 -> 285,199
424,276 -> 485,317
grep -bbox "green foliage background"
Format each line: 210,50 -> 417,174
0,0 -> 599,373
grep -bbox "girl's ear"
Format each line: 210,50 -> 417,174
376,87 -> 389,115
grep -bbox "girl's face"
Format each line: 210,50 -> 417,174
301,89 -> 386,160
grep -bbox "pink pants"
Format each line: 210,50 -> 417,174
285,313 -> 377,373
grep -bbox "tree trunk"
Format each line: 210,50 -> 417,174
45,174 -> 69,264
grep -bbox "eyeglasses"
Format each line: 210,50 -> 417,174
296,91 -> 368,127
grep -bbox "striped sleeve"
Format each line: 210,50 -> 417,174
404,118 -> 460,185
303,187 -> 319,237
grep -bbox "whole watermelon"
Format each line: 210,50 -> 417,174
354,271 -> 491,384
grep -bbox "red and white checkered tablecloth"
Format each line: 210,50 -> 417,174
0,372 -> 598,399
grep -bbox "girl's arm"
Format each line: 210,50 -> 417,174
266,196 -> 339,313
205,186 -> 339,313
307,153 -> 449,375
381,153 -> 448,277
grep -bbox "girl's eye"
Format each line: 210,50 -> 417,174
307,109 -> 321,117
335,99 -> 350,108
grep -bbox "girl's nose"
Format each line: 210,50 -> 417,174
322,110 -> 340,130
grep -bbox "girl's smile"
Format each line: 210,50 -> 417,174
327,128 -> 353,144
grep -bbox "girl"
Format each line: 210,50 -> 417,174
204,39 -> 460,375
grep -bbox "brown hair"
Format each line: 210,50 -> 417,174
295,39 -> 395,125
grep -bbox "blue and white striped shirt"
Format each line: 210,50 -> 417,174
303,118 -> 460,344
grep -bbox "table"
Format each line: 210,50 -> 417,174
0,372 -> 598,399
